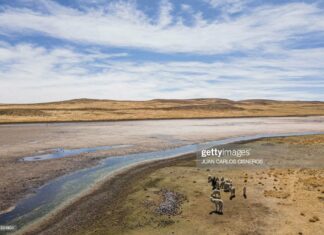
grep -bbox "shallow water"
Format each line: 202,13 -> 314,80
22,145 -> 132,161
0,131 -> 322,233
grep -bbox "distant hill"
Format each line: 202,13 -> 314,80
0,98 -> 324,123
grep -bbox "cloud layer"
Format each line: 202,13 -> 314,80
1,1 -> 323,54
0,0 -> 323,103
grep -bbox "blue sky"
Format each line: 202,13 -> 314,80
0,0 -> 323,103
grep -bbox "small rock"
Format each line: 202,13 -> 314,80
309,216 -> 319,223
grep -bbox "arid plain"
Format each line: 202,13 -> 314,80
1,99 -> 324,123
0,99 -> 324,235
67,135 -> 324,235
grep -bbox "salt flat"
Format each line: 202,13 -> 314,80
0,116 -> 324,232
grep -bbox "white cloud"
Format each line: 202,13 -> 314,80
180,4 -> 192,13
204,0 -> 248,13
158,0 -> 173,27
0,1 -> 323,54
0,42 -> 323,103
0,1 -> 323,102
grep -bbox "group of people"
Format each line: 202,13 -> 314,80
208,175 -> 247,214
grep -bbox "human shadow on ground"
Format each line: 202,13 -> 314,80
209,210 -> 223,215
